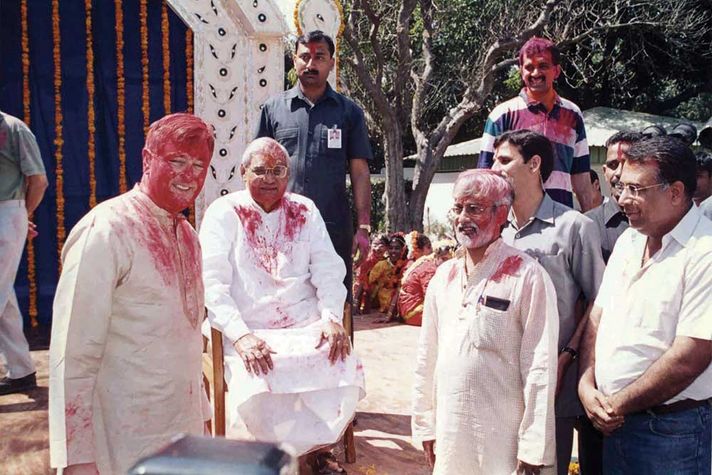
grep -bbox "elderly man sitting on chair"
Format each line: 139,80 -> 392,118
200,137 -> 365,473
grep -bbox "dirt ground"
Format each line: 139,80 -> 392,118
0,314 -> 429,475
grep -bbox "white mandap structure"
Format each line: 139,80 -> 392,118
166,0 -> 344,225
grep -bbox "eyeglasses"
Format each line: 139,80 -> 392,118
250,165 -> 288,178
614,181 -> 667,198
450,203 -> 495,218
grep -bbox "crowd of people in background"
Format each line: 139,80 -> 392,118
352,231 -> 455,325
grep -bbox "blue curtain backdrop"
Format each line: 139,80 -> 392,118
0,0 -> 191,326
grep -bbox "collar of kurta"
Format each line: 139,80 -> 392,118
244,190 -> 289,216
286,83 -> 338,107
130,185 -> 187,225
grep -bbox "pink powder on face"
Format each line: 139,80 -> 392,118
491,255 -> 523,282
282,198 -> 308,241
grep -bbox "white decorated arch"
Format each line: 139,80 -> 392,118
166,0 -> 344,225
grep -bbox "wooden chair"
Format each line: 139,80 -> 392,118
202,303 -> 356,463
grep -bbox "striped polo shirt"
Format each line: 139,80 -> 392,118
477,89 -> 590,208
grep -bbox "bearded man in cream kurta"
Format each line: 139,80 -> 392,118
200,137 -> 365,459
49,114 -> 214,475
412,169 -> 559,475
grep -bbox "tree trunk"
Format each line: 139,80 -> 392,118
383,127 -> 409,231
408,141 -> 444,233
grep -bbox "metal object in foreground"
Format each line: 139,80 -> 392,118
128,434 -> 297,475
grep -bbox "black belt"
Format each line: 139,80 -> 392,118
644,398 -> 711,416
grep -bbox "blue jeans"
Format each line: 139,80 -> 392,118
603,403 -> 711,474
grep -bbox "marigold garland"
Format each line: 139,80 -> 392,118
52,0 -> 66,266
115,0 -> 128,193
21,0 -> 38,327
140,0 -> 150,136
85,0 -> 97,208
185,29 -> 193,113
293,0 -> 345,90
161,3 -> 171,114
185,29 -> 195,226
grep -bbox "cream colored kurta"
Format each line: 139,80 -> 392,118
200,191 -> 365,455
49,188 -> 210,474
412,239 -> 559,475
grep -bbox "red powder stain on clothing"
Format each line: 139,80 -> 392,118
65,399 -> 92,444
235,205 -> 280,274
177,221 -> 203,328
491,255 -> 523,283
128,197 -> 177,287
282,198 -> 308,241
235,205 -> 262,239
356,362 -> 363,372
269,307 -> 295,329
447,264 -> 458,285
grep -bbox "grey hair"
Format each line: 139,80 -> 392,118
241,137 -> 290,169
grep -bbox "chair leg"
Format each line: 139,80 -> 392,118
343,422 -> 356,463
211,327 -> 226,437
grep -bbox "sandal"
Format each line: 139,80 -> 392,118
314,451 -> 347,474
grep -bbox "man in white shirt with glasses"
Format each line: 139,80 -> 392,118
578,136 -> 712,473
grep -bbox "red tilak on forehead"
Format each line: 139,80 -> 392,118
308,43 -> 320,56
617,144 -> 625,160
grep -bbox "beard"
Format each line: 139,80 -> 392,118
455,223 -> 497,250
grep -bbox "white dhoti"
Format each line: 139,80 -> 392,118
224,321 -> 365,455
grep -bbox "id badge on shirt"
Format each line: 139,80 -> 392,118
328,128 -> 342,149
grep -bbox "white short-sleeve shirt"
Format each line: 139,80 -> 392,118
595,205 -> 712,404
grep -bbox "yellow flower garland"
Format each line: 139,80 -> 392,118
85,0 -> 97,208
161,3 -> 171,114
186,29 -> 193,113
185,29 -> 195,227
140,0 -> 150,136
115,0 -> 128,193
52,0 -> 66,266
293,0 -> 345,89
21,0 -> 38,327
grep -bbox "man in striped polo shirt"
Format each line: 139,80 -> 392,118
478,37 -> 595,211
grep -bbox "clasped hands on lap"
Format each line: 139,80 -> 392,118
234,321 -> 351,375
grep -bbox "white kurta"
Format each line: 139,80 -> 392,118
412,239 -> 559,475
49,188 -> 210,474
200,191 -> 365,455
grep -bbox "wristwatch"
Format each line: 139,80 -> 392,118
559,346 -> 578,360
358,224 -> 372,234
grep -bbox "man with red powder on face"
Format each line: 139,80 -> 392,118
199,137 -> 364,473
478,37 -> 595,212
412,169 -> 559,474
48,113 -> 214,475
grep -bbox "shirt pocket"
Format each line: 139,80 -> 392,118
319,128 -> 347,176
274,127 -> 299,161
470,306 -> 512,354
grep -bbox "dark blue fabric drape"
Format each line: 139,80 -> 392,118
0,0 -> 190,326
